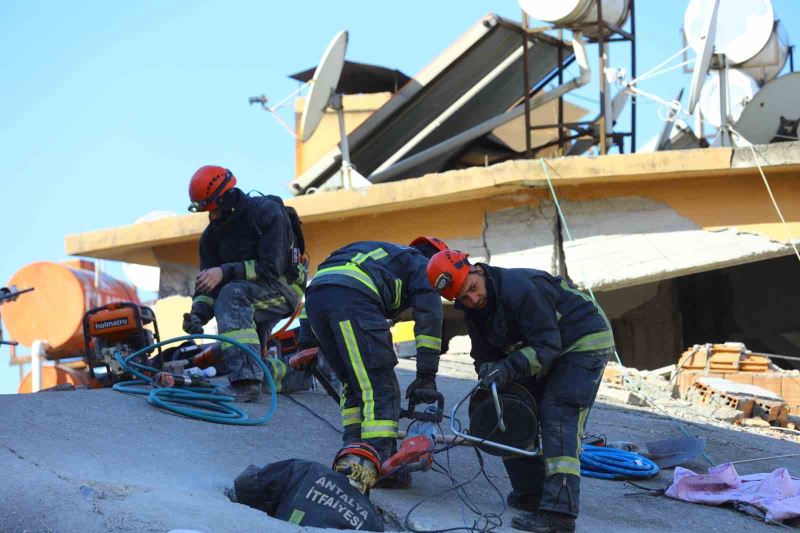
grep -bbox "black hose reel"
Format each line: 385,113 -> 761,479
454,382 -> 540,457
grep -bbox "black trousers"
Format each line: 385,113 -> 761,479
503,346 -> 612,517
304,285 -> 400,462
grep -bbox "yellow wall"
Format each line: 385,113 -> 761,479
146,172 -> 799,272
294,92 -> 392,177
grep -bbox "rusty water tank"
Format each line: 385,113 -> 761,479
3,260 -> 139,359
17,365 -> 92,394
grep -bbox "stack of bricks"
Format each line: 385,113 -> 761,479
675,343 -> 800,416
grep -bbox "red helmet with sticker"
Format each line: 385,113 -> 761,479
188,165 -> 237,212
426,249 -> 471,301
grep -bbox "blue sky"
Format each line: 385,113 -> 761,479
1,1 -> 797,393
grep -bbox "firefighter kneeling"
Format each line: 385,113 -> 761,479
427,250 -> 614,533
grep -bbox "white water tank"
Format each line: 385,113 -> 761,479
684,0 -> 776,65
518,0 -> 630,37
698,69 -> 759,128
740,21 -> 789,85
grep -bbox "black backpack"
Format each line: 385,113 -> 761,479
254,193 -> 306,285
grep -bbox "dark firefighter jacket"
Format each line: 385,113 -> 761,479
303,241 -> 443,374
190,189 -> 302,323
234,459 -> 384,531
460,264 -> 613,378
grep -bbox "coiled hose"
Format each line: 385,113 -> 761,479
580,444 -> 660,480
112,334 -> 277,425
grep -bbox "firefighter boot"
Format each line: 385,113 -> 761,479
214,380 -> 263,403
507,490 -> 541,512
511,510 -> 576,533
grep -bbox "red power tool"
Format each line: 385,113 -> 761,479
382,390 -> 444,476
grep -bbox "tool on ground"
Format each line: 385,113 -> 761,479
605,436 -> 706,469
161,343 -> 224,374
382,389 -> 445,476
83,302 -> 162,385
452,381 -> 540,457
112,333 -> 278,425
154,371 -> 212,389
288,347 -> 341,402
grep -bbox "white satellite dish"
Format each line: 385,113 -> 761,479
300,31 -> 347,142
684,0 -> 775,65
699,69 -> 758,128
122,211 -> 175,293
687,0 -> 720,115
735,72 -> 800,145
297,30 -> 369,190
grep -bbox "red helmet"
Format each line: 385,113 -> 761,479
409,236 -> 449,257
188,165 -> 237,212
333,442 -> 382,475
426,249 -> 471,301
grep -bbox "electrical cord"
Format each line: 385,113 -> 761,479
112,333 -> 278,425
283,393 -> 343,435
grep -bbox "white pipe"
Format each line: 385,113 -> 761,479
31,340 -> 47,393
370,36 -> 590,184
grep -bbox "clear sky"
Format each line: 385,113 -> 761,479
1,1 -> 798,393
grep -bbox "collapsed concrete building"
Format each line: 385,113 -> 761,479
65,12 -> 800,372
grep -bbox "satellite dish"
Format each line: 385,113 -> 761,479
687,0 -> 720,114
734,72 -> 800,145
300,31 -> 348,142
122,211 -> 175,293
297,30 -> 369,190
684,0 -> 775,65
699,69 -> 758,128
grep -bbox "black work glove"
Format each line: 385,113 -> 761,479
405,371 -> 437,400
480,360 -> 513,389
182,313 -> 204,335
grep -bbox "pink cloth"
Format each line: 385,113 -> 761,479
666,463 -> 800,523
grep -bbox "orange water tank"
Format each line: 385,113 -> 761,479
17,365 -> 92,393
3,261 -> 140,359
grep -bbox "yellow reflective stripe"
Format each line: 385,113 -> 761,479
220,327 -> 260,348
252,296 -> 287,310
415,334 -> 441,352
577,407 -> 590,454
315,265 -> 379,297
560,280 -> 610,327
288,509 -> 305,525
299,306 -> 308,319
193,295 -> 215,307
362,419 -> 398,439
352,247 -> 388,265
339,320 -> 375,422
566,329 -> 615,353
392,279 -> 402,309
545,456 -> 581,476
291,283 -> 304,298
341,406 -> 361,427
517,346 -> 542,375
267,358 -> 287,392
244,260 -> 257,281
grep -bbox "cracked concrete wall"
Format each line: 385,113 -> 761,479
451,196 -> 792,292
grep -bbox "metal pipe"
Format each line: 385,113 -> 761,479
371,44 -> 530,176
370,36 -> 591,184
630,0 -> 637,152
522,11 -> 533,159
31,340 -> 46,393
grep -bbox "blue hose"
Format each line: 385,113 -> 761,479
111,334 -> 277,425
580,444 -> 660,480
